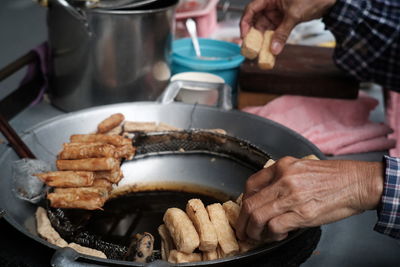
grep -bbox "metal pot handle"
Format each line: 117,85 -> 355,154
51,0 -> 90,31
51,247 -> 173,267
159,80 -> 233,110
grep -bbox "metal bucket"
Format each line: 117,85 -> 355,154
47,0 -> 178,111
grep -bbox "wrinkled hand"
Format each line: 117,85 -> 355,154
240,0 -> 336,55
235,156 -> 384,241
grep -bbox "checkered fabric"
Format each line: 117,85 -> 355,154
374,155 -> 400,239
323,0 -> 400,91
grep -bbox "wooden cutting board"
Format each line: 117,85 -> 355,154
238,44 -> 359,99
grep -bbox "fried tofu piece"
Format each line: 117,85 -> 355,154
93,169 -> 123,183
241,27 -> 263,60
158,224 -> 175,261
35,171 -> 94,187
222,200 -> 240,228
97,113 -> 125,134
56,157 -> 120,171
70,134 -> 131,147
186,199 -> 218,252
163,208 -> 200,254
58,143 -> 116,159
206,203 -> 239,256
48,187 -> 109,210
202,250 -> 219,261
168,250 -> 202,263
258,30 -> 276,70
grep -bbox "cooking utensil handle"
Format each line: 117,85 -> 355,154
0,113 -> 36,159
51,247 -> 172,267
159,80 -> 233,110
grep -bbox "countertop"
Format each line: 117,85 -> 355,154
1,0 -> 400,266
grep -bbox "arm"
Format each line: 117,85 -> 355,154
323,0 -> 400,91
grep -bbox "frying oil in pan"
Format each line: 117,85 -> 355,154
72,183 -> 232,250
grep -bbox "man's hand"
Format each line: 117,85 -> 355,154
235,157 -> 384,241
240,0 -> 336,55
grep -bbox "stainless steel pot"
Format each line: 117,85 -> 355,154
47,0 -> 178,111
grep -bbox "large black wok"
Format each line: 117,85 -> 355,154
0,102 -> 325,266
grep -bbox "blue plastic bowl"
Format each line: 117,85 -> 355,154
172,38 -> 244,90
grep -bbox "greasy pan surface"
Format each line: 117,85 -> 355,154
0,102 -> 324,266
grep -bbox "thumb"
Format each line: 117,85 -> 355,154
271,17 -> 297,55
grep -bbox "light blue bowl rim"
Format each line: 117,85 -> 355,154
172,38 -> 244,71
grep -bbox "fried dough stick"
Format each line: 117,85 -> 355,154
202,250 -> 219,261
92,178 -> 113,191
93,169 -> 123,183
168,250 -> 202,263
58,143 -> 116,159
123,121 -> 179,133
186,199 -> 218,252
35,171 -> 94,187
207,203 -> 239,256
114,144 -> 136,160
70,134 -> 131,146
163,208 -> 200,254
56,157 -> 120,171
48,187 -> 108,210
97,113 -> 125,134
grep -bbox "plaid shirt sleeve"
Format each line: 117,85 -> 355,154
374,156 -> 400,239
322,0 -> 400,91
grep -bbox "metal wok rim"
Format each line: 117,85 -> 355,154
0,101 -> 325,265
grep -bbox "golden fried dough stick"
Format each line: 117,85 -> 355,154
93,169 -> 123,183
186,199 -> 218,252
222,200 -> 240,228
56,157 -> 120,171
123,121 -> 179,132
97,113 -> 125,134
158,224 -> 175,261
206,203 -> 239,256
167,250 -> 202,263
202,250 -> 219,261
114,144 -> 136,160
258,30 -> 276,70
48,187 -> 108,210
241,27 -> 263,60
58,143 -> 116,160
35,171 -> 94,187
92,178 -> 113,191
105,125 -> 123,136
70,134 -> 131,146
163,208 -> 200,254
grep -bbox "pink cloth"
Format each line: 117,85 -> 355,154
243,93 -> 395,155
386,90 -> 400,157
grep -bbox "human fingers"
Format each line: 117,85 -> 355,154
240,0 -> 269,37
270,15 -> 297,55
244,165 -> 276,199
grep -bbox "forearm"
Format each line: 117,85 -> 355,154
323,0 -> 400,91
